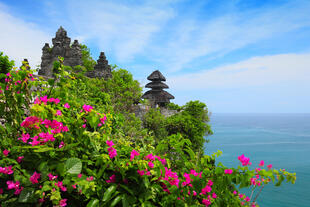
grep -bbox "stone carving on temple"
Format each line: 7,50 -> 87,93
85,52 -> 112,80
38,26 -> 112,79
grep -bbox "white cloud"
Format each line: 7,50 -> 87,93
57,0 -> 176,62
0,3 -> 50,69
169,53 -> 310,90
151,0 -> 310,72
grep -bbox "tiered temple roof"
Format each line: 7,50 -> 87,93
142,70 -> 174,108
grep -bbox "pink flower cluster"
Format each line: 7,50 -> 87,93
0,166 -> 14,175
34,96 -> 60,105
137,169 -> 151,176
82,104 -> 93,113
21,116 -> 42,129
182,169 -> 202,187
7,180 -> 23,195
106,174 -> 116,183
162,167 -> 179,187
30,172 -> 41,184
130,149 -> 140,161
55,181 -> 67,192
238,154 -> 251,166
19,118 -> 68,147
106,140 -> 117,159
145,153 -> 167,165
224,169 -> 233,174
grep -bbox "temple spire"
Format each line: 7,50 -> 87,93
142,70 -> 174,108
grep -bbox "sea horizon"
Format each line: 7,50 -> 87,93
205,113 -> 310,207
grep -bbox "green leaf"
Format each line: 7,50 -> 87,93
65,158 -> 82,175
86,199 -> 99,207
18,187 -> 36,203
122,195 -> 130,207
120,184 -> 134,196
103,185 -> 117,202
111,195 -> 122,207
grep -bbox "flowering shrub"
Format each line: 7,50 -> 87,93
0,56 -> 296,206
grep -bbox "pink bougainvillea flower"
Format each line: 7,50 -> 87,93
267,164 -> 272,169
259,160 -> 264,166
145,153 -> 155,161
48,173 -> 58,181
193,190 -> 197,196
100,116 -> 107,124
78,173 -> 82,178
55,181 -> 67,191
245,196 -> 250,202
106,140 -> 114,147
106,174 -> 116,183
64,103 -> 70,108
201,185 -> 212,195
86,176 -> 94,181
21,116 -> 42,129
233,190 -> 237,195
59,199 -> 67,207
130,149 -> 140,161
7,180 -> 23,194
137,170 -> 145,176
30,172 -> 41,184
55,110 -> 62,116
82,124 -> 86,128
212,193 -> 217,199
108,147 -> 117,159
72,184 -> 77,189
3,149 -> 10,156
202,198 -> 211,206
59,141 -> 64,148
82,104 -> 93,112
224,169 -> 233,174
17,156 -> 24,163
148,161 -> 154,168
0,166 -> 14,174
238,154 -> 251,166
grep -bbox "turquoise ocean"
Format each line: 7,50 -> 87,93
204,113 -> 310,207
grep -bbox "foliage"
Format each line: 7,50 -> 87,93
0,52 -> 15,80
80,44 -> 96,71
0,56 -> 296,207
102,67 -> 142,113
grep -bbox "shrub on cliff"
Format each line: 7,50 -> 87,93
0,55 -> 296,206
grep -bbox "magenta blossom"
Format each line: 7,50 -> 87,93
148,161 -> 154,168
48,173 -> 58,181
55,110 -> 62,116
82,104 -> 93,112
106,174 -> 116,183
106,140 -> 114,147
64,103 -> 70,108
108,147 -> 117,159
59,199 -> 67,207
17,156 -> 24,163
224,169 -> 233,174
30,172 -> 41,184
259,160 -> 264,166
3,149 -> 10,156
130,149 -> 140,161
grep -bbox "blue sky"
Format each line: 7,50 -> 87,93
0,0 -> 310,113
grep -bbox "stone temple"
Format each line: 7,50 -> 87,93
142,70 -> 174,108
38,26 -> 112,79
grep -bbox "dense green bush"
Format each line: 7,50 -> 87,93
0,55 -> 296,207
